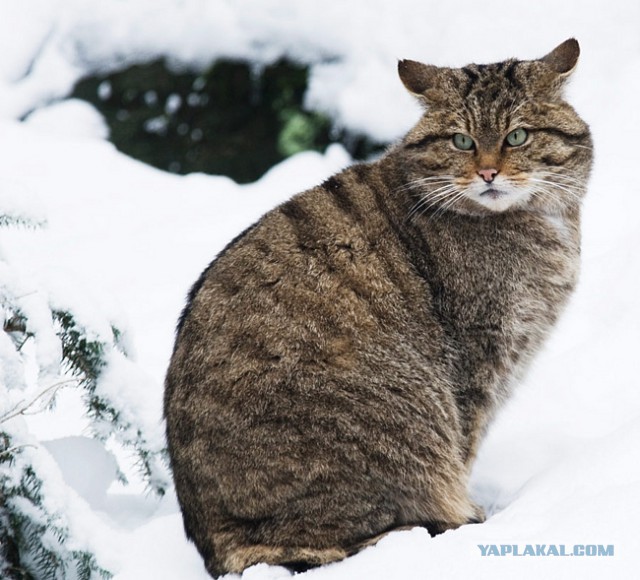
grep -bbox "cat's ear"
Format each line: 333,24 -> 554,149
398,60 -> 456,105
539,38 -> 580,77
398,60 -> 438,96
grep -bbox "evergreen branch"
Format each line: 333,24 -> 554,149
0,380 -> 80,425
0,214 -> 46,229
52,309 -> 169,495
0,444 -> 37,460
1,439 -> 114,579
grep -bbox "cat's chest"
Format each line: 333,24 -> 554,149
413,214 -> 579,397
425,213 -> 579,337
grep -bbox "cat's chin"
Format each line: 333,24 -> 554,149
474,189 -> 523,213
466,188 -> 531,214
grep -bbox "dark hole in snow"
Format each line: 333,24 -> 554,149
72,58 -> 385,184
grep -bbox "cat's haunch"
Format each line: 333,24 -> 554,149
165,39 -> 592,577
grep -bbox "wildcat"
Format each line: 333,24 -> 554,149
165,39 -> 592,577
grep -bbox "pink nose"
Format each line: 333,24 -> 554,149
478,168 -> 498,183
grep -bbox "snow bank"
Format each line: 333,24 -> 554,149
1,0 -> 639,579
3,0 -> 636,141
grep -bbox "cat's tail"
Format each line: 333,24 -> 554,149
220,528 -> 411,575
221,544 -> 348,574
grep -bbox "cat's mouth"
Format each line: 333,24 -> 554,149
479,188 -> 508,200
473,185 -> 527,213
468,180 -> 531,213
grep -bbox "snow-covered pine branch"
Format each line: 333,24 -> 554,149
0,191 -> 169,578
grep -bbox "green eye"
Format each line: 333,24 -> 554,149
453,133 -> 475,151
505,128 -> 528,147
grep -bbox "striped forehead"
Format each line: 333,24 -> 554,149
459,61 -> 524,138
461,60 -> 521,97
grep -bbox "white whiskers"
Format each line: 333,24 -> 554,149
397,175 -> 456,194
400,168 -> 587,222
430,186 -> 471,221
529,170 -> 586,208
402,176 -> 467,222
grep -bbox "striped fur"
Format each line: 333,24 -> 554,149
165,39 -> 592,577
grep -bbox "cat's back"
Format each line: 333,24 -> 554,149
168,161 -> 442,384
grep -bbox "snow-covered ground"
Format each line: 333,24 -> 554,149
1,1 -> 639,578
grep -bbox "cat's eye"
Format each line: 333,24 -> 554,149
505,128 -> 528,147
453,133 -> 475,151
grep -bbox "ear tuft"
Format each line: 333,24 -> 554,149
540,38 -> 580,75
398,59 -> 439,96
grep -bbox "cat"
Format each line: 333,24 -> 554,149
164,38 -> 592,577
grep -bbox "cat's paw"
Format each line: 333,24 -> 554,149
468,503 -> 486,524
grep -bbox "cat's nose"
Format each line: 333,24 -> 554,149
478,168 -> 498,183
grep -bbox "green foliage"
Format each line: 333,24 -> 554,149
72,58 -> 385,183
1,214 -> 167,576
277,110 -> 329,157
0,454 -> 112,580
52,310 -> 167,496
52,310 -> 111,422
53,311 -> 106,384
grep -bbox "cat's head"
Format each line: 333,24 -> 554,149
397,39 -> 592,217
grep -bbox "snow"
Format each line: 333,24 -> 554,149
1,0 -> 639,579
24,99 -> 110,140
43,436 -> 119,511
